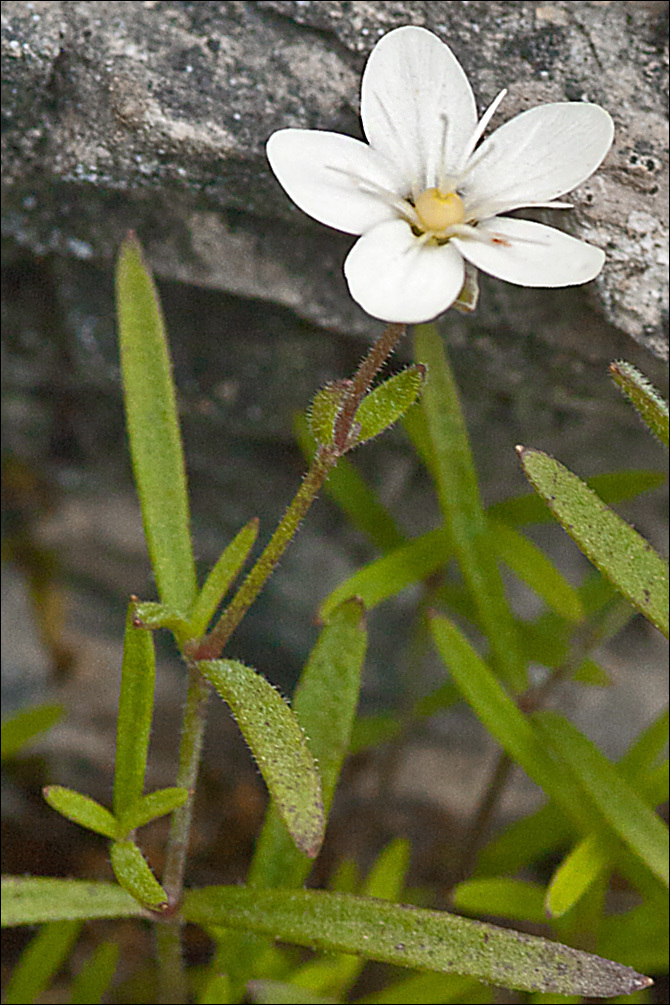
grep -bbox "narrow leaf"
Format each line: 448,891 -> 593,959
545,832 -> 610,919
349,713 -> 403,753
487,470 -> 666,527
352,365 -> 427,447
182,886 -> 651,997
294,412 -> 405,551
199,659 -> 324,858
3,920 -> 81,1005
115,234 -> 197,609
490,520 -> 584,622
414,325 -> 523,689
113,604 -> 156,817
248,981 -> 338,1005
1,704 -> 63,760
188,518 -> 260,638
118,787 -> 189,834
518,448 -> 669,637
610,361 -> 669,447
309,382 -> 346,447
43,786 -> 118,839
70,941 -> 120,1005
129,601 -> 190,637
598,901 -> 669,973
532,711 -> 669,887
319,527 -> 451,621
430,615 -> 601,832
1,877 -> 144,926
476,802 -> 574,878
249,599 -> 366,887
109,840 -> 168,910
451,878 -> 547,925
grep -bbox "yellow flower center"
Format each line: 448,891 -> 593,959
414,189 -> 466,234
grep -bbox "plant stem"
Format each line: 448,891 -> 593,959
155,922 -> 187,1005
191,322 -> 406,662
162,667 -> 210,907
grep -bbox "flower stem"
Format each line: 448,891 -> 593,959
155,922 -> 187,1005
192,322 -> 406,662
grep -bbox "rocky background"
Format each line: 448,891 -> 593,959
2,0 -> 668,902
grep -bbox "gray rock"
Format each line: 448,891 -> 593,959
2,0 -> 668,355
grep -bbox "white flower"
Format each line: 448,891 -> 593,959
266,25 -> 614,324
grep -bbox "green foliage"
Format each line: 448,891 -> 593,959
109,840 -> 168,910
3,920 -> 81,1005
1,703 -> 63,760
115,234 -> 197,610
70,941 -> 120,1005
1,878 -> 144,926
199,658 -> 325,858
182,885 -> 648,997
188,518 -> 260,638
42,785 -> 119,839
610,361 -> 669,446
519,447 -> 669,637
351,365 -> 426,447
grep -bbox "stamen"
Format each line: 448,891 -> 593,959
459,89 -> 507,170
325,165 -> 421,226
435,112 -> 450,191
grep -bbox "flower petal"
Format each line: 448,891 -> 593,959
266,129 -> 403,235
462,103 -> 614,218
453,217 -> 605,287
360,26 -> 477,195
344,219 -> 465,323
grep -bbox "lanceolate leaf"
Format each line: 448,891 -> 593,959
249,599 -> 367,888
113,604 -> 157,817
199,659 -> 324,858
1,878 -> 144,927
414,325 -> 523,689
532,711 -> 669,888
188,518 -> 260,638
518,447 -> 669,637
70,941 -> 120,1005
352,365 -> 427,447
115,234 -> 197,611
109,840 -> 168,910
610,361 -> 669,447
308,382 -> 346,447
3,920 -> 81,1005
42,786 -> 118,840
118,787 -> 189,834
182,886 -> 651,997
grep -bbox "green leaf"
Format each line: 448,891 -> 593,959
129,601 -> 191,636
1,703 -> 63,760
109,840 -> 168,910
248,981 -> 339,1005
118,787 -> 189,834
249,599 -> 366,888
475,801 -> 574,878
309,382 -> 347,447
487,470 -> 666,527
518,448 -> 669,637
188,518 -> 260,638
3,920 -> 81,1005
115,234 -> 197,610
43,786 -> 119,839
352,366 -> 427,447
545,832 -> 610,919
451,878 -> 547,925
70,941 -> 120,1005
356,972 -> 487,1004
610,361 -> 669,447
1,877 -> 144,926
319,527 -> 451,621
182,886 -> 651,997
294,412 -> 405,552
199,659 -> 324,858
490,520 -> 584,622
414,325 -> 523,689
430,615 -> 601,833
598,901 -> 669,973
113,604 -> 157,817
532,711 -> 669,887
